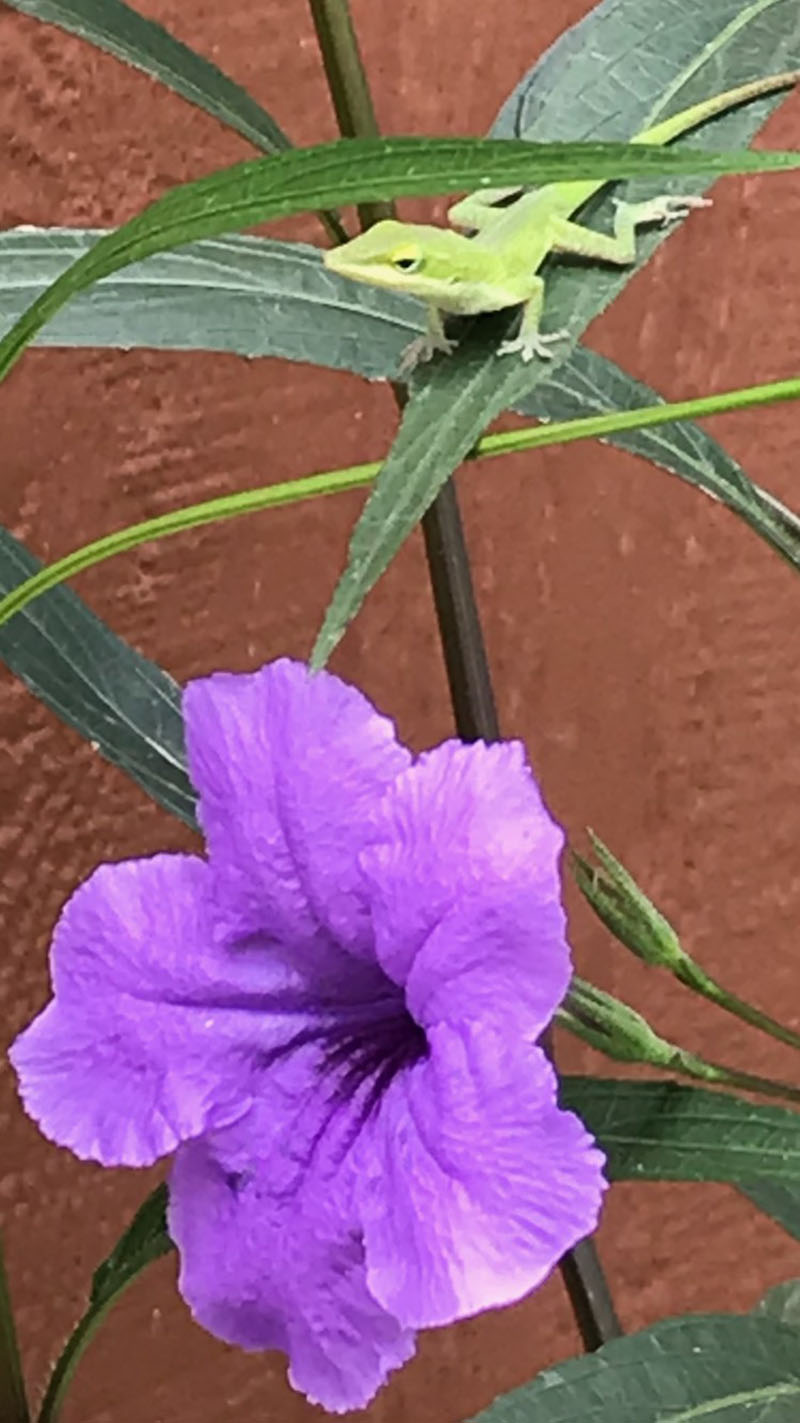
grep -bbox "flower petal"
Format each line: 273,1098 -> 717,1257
169,1060 -> 415,1412
184,659 -> 411,955
354,1021 -> 606,1327
10,855 -> 271,1166
360,740 -> 570,1033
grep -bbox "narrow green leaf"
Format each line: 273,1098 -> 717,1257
0,460 -> 381,629
756,1281 -> 800,1329
38,1186 -> 172,1423
741,1182 -> 800,1242
3,377 -> 799,640
4,0 -> 290,154
313,1 -> 800,662
468,1315 -> 800,1423
0,1239 -> 28,1423
2,132 -> 800,386
0,528 -> 196,826
561,1077 -> 800,1183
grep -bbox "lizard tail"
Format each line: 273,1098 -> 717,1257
634,70 -> 800,147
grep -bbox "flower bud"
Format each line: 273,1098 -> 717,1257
560,977 -> 677,1069
571,831 -> 689,972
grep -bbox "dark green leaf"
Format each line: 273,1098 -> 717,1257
0,528 -> 197,826
5,227 -> 798,578
0,1239 -> 28,1423
521,345 -> 800,573
489,0 -> 800,387
3,132 -> 800,386
312,1 -> 800,663
90,1184 -> 172,1308
3,228 -> 797,563
741,1182 -> 800,1242
2,232 -> 798,743
494,0 -> 800,142
0,228 -> 414,379
4,0 -> 290,154
468,1315 -> 800,1423
756,1282 -> 800,1329
561,1077 -> 800,1182
4,226 -> 797,563
38,1187 -> 172,1422
525,344 -> 754,495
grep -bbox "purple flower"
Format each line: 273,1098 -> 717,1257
11,659 -> 605,1411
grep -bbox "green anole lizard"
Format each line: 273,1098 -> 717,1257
323,71 -> 799,372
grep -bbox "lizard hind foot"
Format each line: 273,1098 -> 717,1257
398,331 -> 458,376
497,327 -> 568,363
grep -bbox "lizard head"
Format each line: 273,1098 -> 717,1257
323,219 -> 477,300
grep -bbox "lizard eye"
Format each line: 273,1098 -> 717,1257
391,247 -> 422,273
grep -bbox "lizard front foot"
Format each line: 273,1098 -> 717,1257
614,194 -> 713,228
497,327 -> 568,363
398,331 -> 458,376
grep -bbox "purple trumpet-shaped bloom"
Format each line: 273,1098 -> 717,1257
11,659 -> 606,1411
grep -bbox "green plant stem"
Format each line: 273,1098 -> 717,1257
562,1005 -> 800,1107
673,959 -> 800,1054
573,832 -> 800,1055
559,979 -> 800,1109
1,372 -> 798,631
0,1239 -> 28,1423
36,1299 -> 116,1423
676,1052 -> 800,1106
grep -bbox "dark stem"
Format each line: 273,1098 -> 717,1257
420,483 -> 501,740
306,0 -> 393,230
306,0 -> 622,1354
421,486 -> 622,1352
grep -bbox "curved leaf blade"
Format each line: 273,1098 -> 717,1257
0,528 -> 196,826
3,227 -> 797,574
561,1077 -> 800,1182
491,0 -> 800,345
494,0 -> 799,143
3,229 -> 797,573
312,1 -> 800,662
4,0 -> 290,155
520,345 -> 800,572
2,131 -> 800,385
469,1315 -> 800,1423
0,228 -> 415,379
